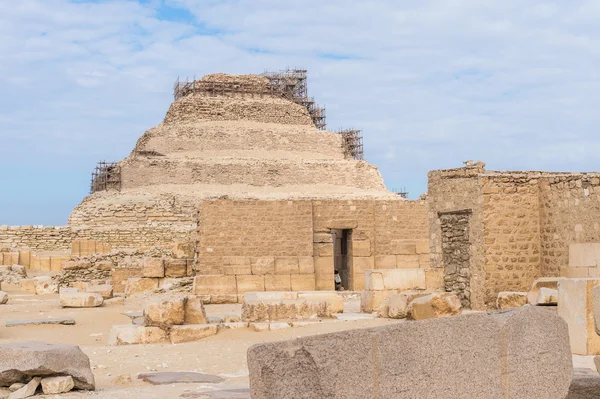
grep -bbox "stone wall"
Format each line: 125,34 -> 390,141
429,167 -> 600,309
196,199 -> 429,294
440,211 -> 471,307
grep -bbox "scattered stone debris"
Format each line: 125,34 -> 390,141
137,372 -> 224,385
0,291 -> 7,305
496,291 -> 528,309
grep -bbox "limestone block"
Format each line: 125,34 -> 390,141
184,296 -> 208,325
223,256 -> 251,275
29,255 -> 40,271
375,255 -> 396,269
364,269 -> 426,291
390,240 -> 417,255
60,292 -> 104,308
353,257 -> 374,275
314,257 -> 334,291
33,276 -> 58,295
206,294 -> 239,304
360,290 -> 398,313
313,233 -> 333,243
298,257 -> 315,274
164,259 -> 187,278
569,243 -> 600,267
365,270 -> 384,291
291,274 -> 316,291
50,256 -> 69,271
18,251 -> 30,267
10,377 -> 41,399
536,287 -> 558,305
315,243 -> 334,257
415,240 -> 430,255
72,281 -> 89,292
236,275 -> 265,293
387,291 -> 430,319
248,307 -> 572,399
0,291 -> 8,304
95,260 -> 113,271
497,292 -> 528,309
558,278 -> 600,355
242,299 -> 333,322
408,293 -> 462,320
352,240 -> 371,257
186,259 -> 194,276
244,292 -> 298,301
396,255 -> 420,269
527,277 -> 561,305
265,275 -> 291,291
85,284 -> 114,299
170,241 -> 195,259
194,275 -> 237,295
142,258 -> 164,278
71,240 -> 81,257
418,254 -> 430,268
125,278 -> 159,296
41,376 -> 74,395
297,291 -> 343,313
19,279 -> 36,294
144,297 -> 185,328
170,324 -> 218,344
251,257 -> 275,275
108,325 -> 168,346
275,257 -> 299,274
425,268 -> 444,291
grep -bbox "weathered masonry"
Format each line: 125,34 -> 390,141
429,165 -> 600,309
195,199 -> 429,294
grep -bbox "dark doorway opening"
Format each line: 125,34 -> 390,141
332,229 -> 352,290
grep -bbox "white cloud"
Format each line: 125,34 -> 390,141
2,0 -> 600,224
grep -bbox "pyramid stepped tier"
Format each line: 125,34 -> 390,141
132,121 -> 346,160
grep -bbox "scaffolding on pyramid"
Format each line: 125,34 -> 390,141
337,128 -> 364,160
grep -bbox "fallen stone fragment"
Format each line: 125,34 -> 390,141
184,296 -> 208,325
536,287 -> 558,305
6,318 -> 75,327
108,325 -> 168,346
248,306 -> 572,399
0,341 -> 95,390
60,292 -> 103,308
218,322 -> 248,330
496,292 -> 528,309
33,276 -> 57,295
104,297 -> 125,306
85,284 -> 113,299
407,292 -> 461,320
528,277 -> 561,305
137,372 -> 223,385
387,291 -> 429,319
170,324 -> 218,344
144,297 -> 185,328
8,377 -> 40,399
269,322 -> 290,330
125,278 -> 158,296
0,292 -> 7,305
7,384 -> 23,392
41,376 -> 74,394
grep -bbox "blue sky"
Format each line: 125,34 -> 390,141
2,0 -> 600,225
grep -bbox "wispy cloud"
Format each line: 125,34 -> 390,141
2,0 -> 600,224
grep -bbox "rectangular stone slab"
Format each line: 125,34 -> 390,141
248,306 -> 572,399
6,318 -> 76,327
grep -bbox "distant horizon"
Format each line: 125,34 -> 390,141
3,0 -> 600,225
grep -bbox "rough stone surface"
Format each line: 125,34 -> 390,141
137,372 -> 223,385
125,278 -> 158,296
567,368 -> 600,399
0,292 -> 7,305
407,292 -> 462,320
142,257 -> 164,278
144,297 -> 186,329
0,341 -> 95,390
8,377 -> 40,399
169,324 -> 218,344
248,306 -> 572,399
528,277 -> 561,305
108,325 -> 168,346
497,291 -> 528,309
41,376 -> 74,394
60,292 -> 103,308
85,284 -> 113,299
184,296 -> 207,325
439,212 -> 471,307
386,291 -> 429,319
242,299 -> 332,322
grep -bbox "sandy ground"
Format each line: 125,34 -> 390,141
0,292 -> 399,398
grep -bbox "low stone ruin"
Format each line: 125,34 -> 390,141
248,306 -> 572,398
241,291 -> 343,322
0,342 -> 94,397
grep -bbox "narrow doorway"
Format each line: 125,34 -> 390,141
332,229 -> 353,291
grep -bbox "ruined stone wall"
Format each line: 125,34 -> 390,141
196,199 -> 429,293
0,225 -> 74,252
539,174 -> 600,277
164,95 -> 313,126
481,174 -> 542,304
427,168 -> 485,309
119,158 -> 387,190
